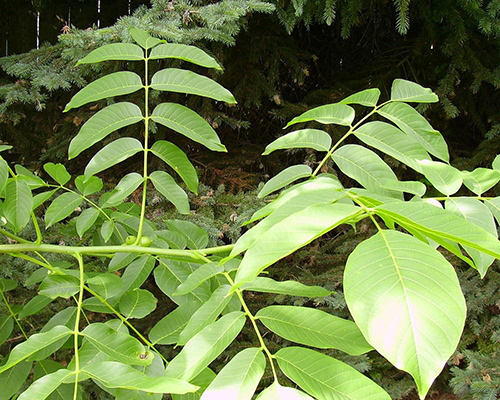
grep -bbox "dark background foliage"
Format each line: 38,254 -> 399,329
0,0 -> 498,398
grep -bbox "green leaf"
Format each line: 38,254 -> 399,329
200,348 -> 265,400
375,201 -> 500,269
0,315 -> 13,345
332,144 -> 402,199
445,198 -> 497,276
174,262 -> 223,296
149,170 -> 190,214
119,255 -> 156,294
156,230 -> 188,249
149,302 -> 199,345
417,159 -> 462,196
493,155 -> 500,171
234,203 -> 361,286
275,347 -> 391,399
151,69 -> 236,103
64,72 -> 143,112
241,277 -> 331,297
77,43 -> 144,65
0,145 -> 12,152
75,175 -> 103,196
285,103 -> 355,128
151,140 -> 199,193
256,382 -> 313,400
102,172 -> 143,207
85,137 -> 143,177
100,220 -> 114,242
377,102 -> 448,162
154,260 -> 211,306
87,273 -> 123,299
256,306 -> 372,355
15,165 -> 47,189
263,129 -> 332,155
18,368 -> 74,400
462,168 -> 500,195
178,285 -> 233,346
0,362 -> 32,400
32,360 -> 75,400
0,326 -> 72,373
390,79 -> 439,103
258,165 -> 312,198
149,43 -> 222,70
380,180 -> 427,197
45,192 -> 83,228
165,220 -> 209,249
76,207 -> 100,238
4,179 -> 32,232
165,311 -> 246,381
43,163 -> 71,185
32,189 -> 57,210
119,289 -> 157,319
353,121 -> 430,172
151,103 -> 226,152
39,275 -> 80,299
0,278 -> 16,291
129,28 -> 165,49
18,295 -> 53,319
340,88 -> 381,107
81,323 -> 152,365
82,361 -> 196,394
344,230 -> 466,398
0,158 -> 8,194
172,368 -> 216,400
69,102 -> 143,159
485,197 -> 500,225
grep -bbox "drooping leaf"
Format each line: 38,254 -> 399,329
45,192 -> 83,228
0,326 -> 72,373
4,179 -> 32,232
18,295 -> 53,319
417,159 -> 462,196
69,102 -> 143,159
174,262 -> 223,296
15,165 -> 47,188
177,285 -> 234,345
461,168 -> 500,195
87,273 -> 123,299
485,197 -> 500,225
390,79 -> 439,103
149,170 -> 190,214
275,347 -> 391,399
18,368 -> 74,400
76,207 -> 100,237
64,72 -> 143,112
0,362 -> 32,400
285,103 -> 355,128
258,165 -> 312,198
332,144 -> 402,199
39,275 -> 80,299
82,361 -> 197,394
256,382 -> 313,400
81,323 -> 152,365
85,137 -> 143,177
256,306 -> 372,355
43,163 -> 71,185
353,121 -> 430,172
241,277 -> 331,297
151,69 -> 236,103
149,43 -> 222,70
344,230 -> 466,398
151,103 -> 226,152
165,311 -> 246,381
129,28 -> 165,49
151,140 -> 199,193
165,220 -> 209,249
377,102 -> 448,162
75,175 -> 103,196
149,302 -> 199,345
200,348 -> 265,400
119,289 -> 157,319
263,129 -> 332,155
340,88 -> 381,107
234,203 -> 361,286
445,198 -> 497,276
77,43 -> 144,65
101,172 -> 144,207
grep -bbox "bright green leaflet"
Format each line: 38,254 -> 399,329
45,192 -> 83,228
119,289 -> 157,319
4,179 -> 32,232
285,103 -> 355,128
340,88 -> 381,107
149,43 -> 222,70
149,170 -> 190,214
241,277 -> 331,297
76,43 -> 145,65
263,129 -> 332,154
258,165 -> 312,198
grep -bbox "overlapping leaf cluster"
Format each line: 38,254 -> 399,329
0,28 -> 499,400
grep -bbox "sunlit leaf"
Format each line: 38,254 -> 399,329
149,302 -> 199,345
390,79 -> 439,103
263,129 -> 332,155
43,163 -> 71,185
241,277 -> 330,297
285,103 -> 355,128
77,43 -> 144,65
150,43 -> 222,70
417,159 -> 462,196
258,165 -> 312,198
340,88 -> 381,107
129,28 -> 165,49
462,168 -> 500,195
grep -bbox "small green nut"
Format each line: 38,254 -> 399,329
140,236 -> 152,247
125,235 -> 137,245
